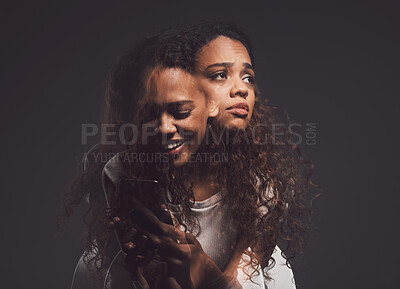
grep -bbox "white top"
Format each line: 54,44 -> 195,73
168,190 -> 296,289
72,155 -> 296,289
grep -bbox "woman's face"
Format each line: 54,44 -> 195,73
143,68 -> 218,166
195,36 -> 256,130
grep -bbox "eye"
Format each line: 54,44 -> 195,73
169,102 -> 194,120
173,110 -> 192,120
243,74 -> 255,84
210,71 -> 228,81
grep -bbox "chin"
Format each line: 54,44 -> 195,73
172,159 -> 186,167
225,119 -> 249,130
171,152 -> 190,167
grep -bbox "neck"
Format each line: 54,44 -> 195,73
189,165 -> 220,202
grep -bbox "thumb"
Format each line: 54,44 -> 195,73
185,232 -> 200,246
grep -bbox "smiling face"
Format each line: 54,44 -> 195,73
194,36 -> 256,130
143,67 -> 218,166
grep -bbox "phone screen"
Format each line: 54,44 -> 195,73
117,178 -> 173,226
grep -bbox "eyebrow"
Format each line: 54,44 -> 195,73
243,63 -> 254,71
205,62 -> 254,72
149,100 -> 194,111
168,100 -> 194,106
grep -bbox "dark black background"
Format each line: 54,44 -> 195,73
1,1 -> 399,288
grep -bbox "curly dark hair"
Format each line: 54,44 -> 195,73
61,22 -> 316,285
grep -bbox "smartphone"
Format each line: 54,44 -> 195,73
117,178 -> 173,226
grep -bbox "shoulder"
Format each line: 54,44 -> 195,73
102,153 -> 127,185
70,254 -> 100,289
265,246 -> 296,289
235,246 -> 295,289
71,242 -> 124,289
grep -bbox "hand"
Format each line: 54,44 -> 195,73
108,216 -> 163,289
108,216 -> 155,266
108,205 -> 185,289
128,200 -> 228,289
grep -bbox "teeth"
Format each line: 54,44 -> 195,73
167,143 -> 178,149
165,141 -> 183,150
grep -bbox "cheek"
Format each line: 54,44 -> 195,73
196,115 -> 209,137
182,113 -> 208,133
249,92 -> 256,113
202,82 -> 228,103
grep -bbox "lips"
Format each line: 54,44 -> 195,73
226,102 -> 249,117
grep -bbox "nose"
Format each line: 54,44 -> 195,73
158,113 -> 177,136
229,77 -> 248,99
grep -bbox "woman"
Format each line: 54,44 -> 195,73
68,28 -> 233,289
145,23 -> 312,287
66,23 -> 313,289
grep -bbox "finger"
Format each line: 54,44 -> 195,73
148,233 -> 191,261
109,216 -> 133,245
138,248 -> 157,266
141,229 -> 164,246
112,216 -> 121,226
133,268 -> 150,289
173,227 -> 188,245
134,234 -> 149,254
111,216 -> 130,234
125,248 -> 156,268
142,224 -> 185,248
165,256 -> 187,268
124,235 -> 151,267
154,204 -> 174,226
123,241 -> 136,253
125,265 -> 150,289
125,235 -> 148,259
170,213 -> 181,228
162,245 -> 192,268
107,220 -> 116,229
142,229 -> 182,257
165,277 -> 185,289
107,216 -> 120,230
121,227 -> 138,244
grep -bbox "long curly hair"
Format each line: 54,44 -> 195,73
61,22 -> 316,284
156,22 -> 316,280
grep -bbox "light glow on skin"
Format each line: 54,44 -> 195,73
143,67 -> 218,166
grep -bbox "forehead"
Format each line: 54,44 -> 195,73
146,68 -> 205,104
196,36 -> 252,67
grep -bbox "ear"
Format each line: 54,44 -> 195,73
207,99 -> 219,118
